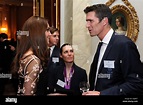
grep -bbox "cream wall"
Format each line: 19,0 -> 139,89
60,0 -> 143,76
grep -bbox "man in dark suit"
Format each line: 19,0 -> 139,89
47,27 -> 61,71
0,33 -> 13,73
0,33 -> 15,95
82,4 -> 143,95
36,27 -> 62,95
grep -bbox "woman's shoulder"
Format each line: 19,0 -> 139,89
73,63 -> 86,72
20,55 -> 41,71
115,29 -> 126,35
21,54 -> 40,62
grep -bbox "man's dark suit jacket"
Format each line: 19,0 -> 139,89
0,39 -> 14,73
36,45 -> 62,95
89,32 -> 143,95
48,45 -> 62,72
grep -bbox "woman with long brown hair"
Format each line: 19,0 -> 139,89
11,16 -> 51,96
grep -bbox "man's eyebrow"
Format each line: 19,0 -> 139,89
86,19 -> 93,21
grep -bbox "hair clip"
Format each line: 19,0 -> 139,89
17,30 -> 29,36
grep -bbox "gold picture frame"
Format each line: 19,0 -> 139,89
106,0 -> 139,42
33,0 -> 40,16
0,12 -> 1,27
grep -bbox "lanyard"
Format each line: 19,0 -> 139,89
63,67 -> 74,89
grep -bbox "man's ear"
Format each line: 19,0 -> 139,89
102,17 -> 108,26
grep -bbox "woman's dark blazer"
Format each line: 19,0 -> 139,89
36,63 -> 88,95
48,63 -> 88,96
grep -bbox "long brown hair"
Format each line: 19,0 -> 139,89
11,16 -> 49,75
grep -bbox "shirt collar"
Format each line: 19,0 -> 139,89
50,45 -> 55,51
102,28 -> 114,45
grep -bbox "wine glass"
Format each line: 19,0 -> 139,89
79,81 -> 90,93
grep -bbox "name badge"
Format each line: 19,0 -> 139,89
56,79 -> 65,88
52,57 -> 59,63
104,60 -> 115,68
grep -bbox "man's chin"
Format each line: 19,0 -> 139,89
90,34 -> 96,37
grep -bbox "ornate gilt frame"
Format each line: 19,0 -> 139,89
106,0 -> 139,42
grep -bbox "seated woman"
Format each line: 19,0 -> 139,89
47,43 -> 88,96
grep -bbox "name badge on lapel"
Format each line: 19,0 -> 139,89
57,79 -> 65,88
104,60 -> 115,68
52,57 -> 59,63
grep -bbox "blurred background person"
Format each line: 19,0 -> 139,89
0,33 -> 15,95
0,33 -> 14,74
47,26 -> 61,70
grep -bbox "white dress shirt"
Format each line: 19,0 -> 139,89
94,28 -> 114,89
49,45 -> 55,57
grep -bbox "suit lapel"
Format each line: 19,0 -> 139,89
98,33 -> 116,73
51,46 -> 60,57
